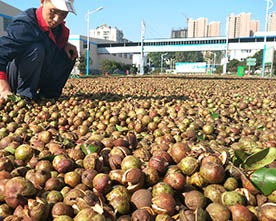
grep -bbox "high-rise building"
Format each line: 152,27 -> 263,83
207,21 -> 220,37
171,28 -> 188,38
250,20 -> 260,36
90,24 -> 126,42
268,11 -> 276,32
227,13 -> 260,38
188,17 -> 208,38
187,17 -> 220,38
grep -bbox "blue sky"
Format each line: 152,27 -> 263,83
3,0 -> 274,41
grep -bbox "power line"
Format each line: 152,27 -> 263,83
145,22 -> 166,39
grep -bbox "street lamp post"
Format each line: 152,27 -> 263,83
86,6 -> 104,76
161,54 -> 164,74
262,0 -> 273,77
161,53 -> 168,74
223,15 -> 229,74
140,20 -> 145,75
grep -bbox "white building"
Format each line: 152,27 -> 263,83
90,24 -> 127,42
228,49 -> 258,62
0,0 -> 21,36
69,35 -> 133,74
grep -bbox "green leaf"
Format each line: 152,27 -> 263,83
87,144 -> 98,153
210,113 -> 219,119
115,125 -> 128,132
235,93 -> 241,98
81,144 -> 88,155
4,146 -> 15,154
232,150 -> 250,167
235,150 -> 250,162
81,144 -> 98,155
7,94 -> 21,102
251,168 -> 276,195
242,148 -> 276,170
39,155 -> 55,161
232,155 -> 241,167
244,97 -> 249,101
62,138 -> 74,148
197,134 -> 206,141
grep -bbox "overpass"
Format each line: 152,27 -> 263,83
97,36 -> 276,54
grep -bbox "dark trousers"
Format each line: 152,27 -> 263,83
7,42 -> 75,100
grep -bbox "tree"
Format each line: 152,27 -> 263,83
175,51 -> 204,62
147,52 -> 163,68
130,65 -> 137,74
204,51 -> 223,65
78,54 -> 86,74
248,49 -> 276,75
99,59 -> 132,75
100,59 -> 113,74
147,51 -> 205,71
77,53 -> 93,75
252,49 -> 263,68
226,59 -> 246,73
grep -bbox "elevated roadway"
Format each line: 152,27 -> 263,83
97,36 -> 276,54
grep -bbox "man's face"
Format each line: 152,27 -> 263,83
42,0 -> 68,28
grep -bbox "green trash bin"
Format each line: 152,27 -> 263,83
237,66 -> 245,76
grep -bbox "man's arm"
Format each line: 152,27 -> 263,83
0,79 -> 12,99
63,42 -> 78,60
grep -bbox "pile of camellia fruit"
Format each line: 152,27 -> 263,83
1,75 -> 276,220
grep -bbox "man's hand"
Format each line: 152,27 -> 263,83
0,79 -> 12,99
64,42 -> 78,60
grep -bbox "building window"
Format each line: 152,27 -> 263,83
3,17 -> 12,31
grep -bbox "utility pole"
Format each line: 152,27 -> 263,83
161,53 -> 168,74
262,0 -> 273,77
140,20 -> 145,75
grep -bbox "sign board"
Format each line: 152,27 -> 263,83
264,46 -> 274,64
175,62 -> 207,73
246,58 -> 256,66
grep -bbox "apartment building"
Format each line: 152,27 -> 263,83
187,17 -> 220,38
207,21 -> 220,37
268,11 -> 276,32
0,0 -> 21,36
90,24 -> 126,42
250,20 -> 260,36
188,17 -> 208,38
171,28 -> 188,38
228,13 -> 260,38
